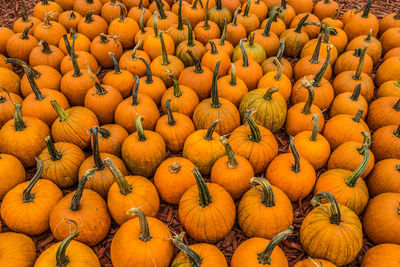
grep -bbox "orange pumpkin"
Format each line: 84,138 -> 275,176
58,11 -> 83,32
362,244 -> 400,266
34,13 -> 67,46
0,232 -> 36,267
371,125 -> 400,161
330,83 -> 368,119
29,40 -> 65,71
344,0 -> 378,40
90,124 -> 129,157
103,52 -> 135,98
0,91 -> 23,129
0,153 -> 25,200
6,24 -> 39,62
367,158 -> 400,197
367,97 -> 400,131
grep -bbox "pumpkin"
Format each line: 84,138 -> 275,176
156,99 -> 195,152
183,120 -> 226,175
201,40 -> 230,77
280,13 -> 310,57
208,0 -> 232,31
58,11 -> 83,32
231,228 -> 292,267
1,157 -> 63,235
313,0 -> 339,20
250,11 -> 279,59
261,40 -> 293,79
0,232 -> 36,267
0,54 -> 12,70
362,244 -> 400,267
292,114 -> 330,170
181,0 -> 205,28
73,0 -> 103,16
226,7 -> 247,47
233,33 -> 266,65
321,8 -> 343,29
105,158 -> 159,225
101,0 -> 125,24
90,34 -> 123,69
0,67 -> 21,95
368,158 -> 400,197
261,10 -> 287,37
29,40 -> 65,71
0,153 -> 25,200
111,207 -> 174,267
178,50 -> 213,101
300,192 -> 363,266
287,0 -> 312,13
383,47 -> 400,62
58,29 -> 91,55
334,47 -> 373,75
128,0 -> 152,25
179,167 -> 235,243
285,79 -> 324,136
0,91 -> 23,129
123,0 -> 149,9
375,56 -> 400,88
363,192 -> 400,245
346,29 -> 382,66
50,169 -> 111,246
91,124 -> 128,157
367,97 -> 400,131
205,18 -> 235,58
154,157 -> 196,205
193,61 -> 241,135
379,10 -> 400,36
170,232 -> 228,267
103,52 -> 135,98
118,39 -> 151,77
0,27 -> 13,55
193,2 -> 221,45
168,0 -> 189,46
238,177 -> 293,239
293,258 -> 337,267
0,104 -> 49,168
241,0 -> 268,22
290,13 -> 321,40
236,0 -> 260,35
34,0 -> 63,21
77,11 -> 108,41
377,79 -> 400,98
371,125 -> 400,161
344,0 -> 379,40
114,76 -> 160,133
6,24 -> 39,62
34,13 -> 67,47
270,0 -> 295,26
229,110 -> 278,173
330,84 -> 368,119
146,0 -> 178,31
50,100 -> 99,149
108,4 -> 139,49
34,223 -> 100,267
13,0 -> 42,34
122,116 -> 166,178
217,63 -> 248,106
342,6 -> 363,25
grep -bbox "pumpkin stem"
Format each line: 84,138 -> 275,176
294,13 -> 309,33
160,32 -> 170,66
322,23 -> 330,43
136,116 -> 147,141
51,99 -> 70,122
5,58 -> 41,78
131,75 -> 140,105
169,161 -> 181,173
276,39 -> 285,61
365,28 -> 373,43
138,0 -> 143,9
45,136 -> 62,161
172,233 -> 203,266
13,103 -> 26,131
272,57 -> 282,81
300,79 -> 315,115
220,136 -> 237,169
0,95 -> 6,103
347,84 -> 362,102
248,32 -> 255,47
229,63 -> 237,85
352,109 -> 363,123
243,0 -> 251,17
257,227 -> 293,264
20,0 -> 29,22
66,34 -> 82,77
89,71 -> 108,96
192,167 -> 213,207
289,136 -> 301,173
105,158 -> 132,195
153,11 -> 159,37
55,222 -> 80,267
245,110 -> 262,142
219,18 -> 227,45
155,0 -> 167,19
393,99 -> 400,111
183,19 -> 195,46
138,57 -> 153,84
70,169 -> 95,211
280,0 -> 287,9
353,46 -> 367,80
311,192 -> 341,225
117,3 -> 126,22
309,114 -> 319,141
84,11 -> 94,23
204,119 -> 221,140
167,70 -> 182,97
42,0 -> 49,4
88,126 -> 105,171
20,23 -> 33,40
263,11 -> 278,37
394,125 -> 400,138
215,0 -> 222,9
139,8 -> 146,34
39,40 -> 53,54
21,63 -> 47,101
250,177 -> 275,207
208,40 -> 218,55
130,39 -> 143,60
239,38 -> 249,67
211,61 -> 222,108
166,99 -> 176,126
177,0 -> 183,30
263,86 -> 279,100
345,144 -> 369,187
362,0 -> 373,18
203,0 -> 210,29
68,10 -> 76,20
192,0 -> 200,9
357,131 -> 371,154
232,7 -> 241,26
312,45 -> 331,87
127,207 -> 153,241
22,157 -> 43,203
332,8 -> 339,19
310,34 -> 323,64
99,127 -> 111,138
99,33 -> 110,44
323,0 -> 330,3
109,52 -> 121,74
186,50 -> 203,73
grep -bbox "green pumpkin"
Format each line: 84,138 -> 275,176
239,87 -> 287,133
232,33 -> 266,64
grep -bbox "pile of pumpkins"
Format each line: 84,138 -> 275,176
0,0 -> 400,266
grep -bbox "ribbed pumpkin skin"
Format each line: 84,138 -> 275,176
179,182 -> 236,243
239,88 -> 287,133
0,92 -> 22,129
371,125 -> 400,161
0,154 -> 25,200
34,240 -> 100,267
171,243 -> 228,267
293,258 -> 337,267
367,97 -> 400,131
111,217 -> 174,267
363,192 -> 400,245
20,65 -> 62,97
300,203 -> 363,266
90,124 -> 129,157
285,103 -> 324,137
361,244 -> 400,267
0,67 -> 21,95
367,159 -> 400,197
39,142 -> 86,188
0,232 -> 36,267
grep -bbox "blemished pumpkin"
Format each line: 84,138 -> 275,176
0,232 -> 36,267
231,227 -> 293,267
238,177 -> 293,239
0,157 -> 63,236
50,169 -> 111,246
363,192 -> 400,245
183,120 -> 226,175
179,167 -> 236,243
154,157 -> 196,205
229,110 -> 278,173
0,153 -> 25,200
367,158 -> 400,197
105,158 -> 159,225
371,125 -> 400,161
39,136 -> 86,188
300,192 -> 363,266
0,103 -> 49,168
211,136 -> 254,200
90,124 -> 128,157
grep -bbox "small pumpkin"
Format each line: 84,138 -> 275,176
137,57 -> 167,106
321,8 -> 343,29
208,0 -> 232,31
261,39 -> 293,79
103,52 -> 134,98
328,27 -> 349,55
334,47 -> 373,75
270,0 -> 295,26
226,7 -> 247,47
205,18 -> 235,58
280,13 -> 310,57
375,56 -> 400,88
73,0 -> 103,16
344,0 -> 379,40
346,29 -> 382,66
34,12 -> 67,47
367,97 -> 400,131
128,0 -> 152,25
367,158 -> 400,197
379,10 -> 400,36
118,39 -> 151,77
90,124 -> 128,157
290,13 -> 321,40
168,0 -> 189,46
201,40 -> 230,77
29,40 -> 65,71
101,0 -> 126,24
77,11 -> 108,41
146,0 -> 178,31
236,0 -> 260,35
6,23 -> 39,62
58,29 -> 91,55
181,0 -> 205,28
34,0 -> 63,21
330,83 -> 368,119
0,232 -> 36,267
377,79 -> 400,98
0,153 -> 25,200
287,0 -> 313,13
193,1 -> 221,45
13,0 -> 42,34
57,11 -> 83,32
313,0 -> 340,20
90,34 -> 123,69
362,244 -> 400,266
217,63 -> 248,106
233,33 -> 266,65
108,3 -> 140,49
250,11 -> 280,59
371,125 -> 400,161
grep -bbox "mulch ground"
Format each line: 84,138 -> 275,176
0,0 -> 398,266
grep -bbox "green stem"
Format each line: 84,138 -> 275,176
39,40 -> 53,54
109,52 -> 121,74
20,0 -> 29,22
68,10 -> 76,20
126,208 -> 153,241
245,110 -> 261,142
88,126 -> 105,170
263,11 -> 278,37
250,177 -> 275,207
312,45 -> 331,87
45,136 -> 62,161
362,0 -> 373,18
22,157 -> 43,203
5,58 -> 41,78
230,63 -> 236,85
219,136 -> 237,168
311,192 -> 341,225
273,57 -> 282,81
138,57 -> 153,84
393,99 -> 400,111
192,167 -> 212,207
289,136 -> 300,173
140,8 -> 146,34
167,71 -> 182,97
20,23 -> 33,40
132,75 -> 139,105
71,169 -> 95,211
219,18 -> 227,45
294,13 -> 309,34
153,11 -> 159,37
211,61 -> 221,108
64,34 -> 82,77
215,0 -> 222,9
394,125 -> 400,138
177,0 -> 183,30
84,11 -> 94,23
309,34 -> 323,64
130,40 -> 143,60
136,116 -> 146,142
56,226 -> 80,267
204,119 -> 220,140
232,7 -> 240,26
263,86 -> 279,100
332,8 -> 339,19
281,0 -> 287,9
352,109 -> 363,123
276,39 -> 285,61
243,0 -> 251,17
239,38 -> 249,67
104,158 -> 132,195
301,82 -> 314,115
365,28 -> 372,43
155,0 -> 167,19
322,23 -> 330,43
118,3 -> 126,22
309,114 -> 319,141
160,33 -> 170,66
257,227 -> 293,264
357,131 -> 371,154
350,84 -> 362,101
166,99 -> 176,126
203,0 -> 210,29
183,19 -> 194,46
99,127 -> 111,138
186,50 -> 203,73
209,40 -> 218,54
353,46 -> 367,80
13,103 -> 26,131
345,147 -> 369,187
172,233 -> 202,267
51,100 -> 70,122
